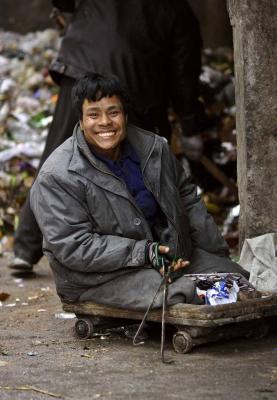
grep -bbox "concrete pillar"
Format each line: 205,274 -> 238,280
227,0 -> 277,245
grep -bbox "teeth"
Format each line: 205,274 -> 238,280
98,131 -> 116,137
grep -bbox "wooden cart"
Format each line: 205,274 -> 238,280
63,292 -> 277,354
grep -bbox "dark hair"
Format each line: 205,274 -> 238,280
71,72 -> 130,119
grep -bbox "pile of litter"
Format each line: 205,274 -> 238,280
190,273 -> 259,305
0,29 -> 60,253
172,46 -> 240,253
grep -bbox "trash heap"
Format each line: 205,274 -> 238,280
0,29 -> 60,253
200,48 -> 240,253
172,46 -> 240,254
0,29 -> 240,256
189,273 -> 259,305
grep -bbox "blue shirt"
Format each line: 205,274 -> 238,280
91,141 -> 158,227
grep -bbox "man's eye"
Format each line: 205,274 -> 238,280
89,113 -> 98,118
110,110 -> 120,117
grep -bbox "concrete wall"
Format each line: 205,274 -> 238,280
228,0 -> 277,243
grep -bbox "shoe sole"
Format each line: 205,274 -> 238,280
8,264 -> 33,272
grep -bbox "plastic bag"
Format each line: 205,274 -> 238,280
239,233 -> 277,292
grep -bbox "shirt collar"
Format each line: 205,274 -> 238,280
89,140 -> 140,166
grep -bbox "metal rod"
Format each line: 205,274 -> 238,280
133,278 -> 165,346
161,266 -> 173,364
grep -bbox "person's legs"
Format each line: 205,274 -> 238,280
37,76 -> 77,164
184,247 -> 250,278
76,249 -> 249,310
78,268 -> 201,310
10,76 -> 77,268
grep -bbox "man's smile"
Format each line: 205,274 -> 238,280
97,130 -> 117,137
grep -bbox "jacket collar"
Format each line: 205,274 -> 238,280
126,124 -> 156,171
68,123 -> 160,199
69,123 -> 157,174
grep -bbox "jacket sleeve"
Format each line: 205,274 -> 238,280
169,1 -> 203,136
30,172 -> 148,273
174,156 -> 229,257
52,0 -> 75,13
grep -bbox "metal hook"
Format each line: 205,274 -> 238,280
133,257 -> 174,364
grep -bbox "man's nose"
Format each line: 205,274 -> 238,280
99,112 -> 111,125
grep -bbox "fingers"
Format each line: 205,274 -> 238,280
159,258 -> 189,277
158,245 -> 169,254
171,258 -> 190,272
156,246 -> 190,281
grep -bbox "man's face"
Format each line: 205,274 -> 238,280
80,95 -> 127,160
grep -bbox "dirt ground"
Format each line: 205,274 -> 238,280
0,257 -> 277,400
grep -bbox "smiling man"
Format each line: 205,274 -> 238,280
80,97 -> 126,160
30,73 -> 248,310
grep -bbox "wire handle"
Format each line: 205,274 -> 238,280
133,256 -> 174,364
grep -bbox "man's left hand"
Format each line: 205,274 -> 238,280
161,257 -> 190,283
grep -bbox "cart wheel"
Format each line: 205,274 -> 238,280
75,317 -> 94,339
172,331 -> 193,354
252,322 -> 269,339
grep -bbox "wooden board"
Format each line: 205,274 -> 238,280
63,293 -> 277,328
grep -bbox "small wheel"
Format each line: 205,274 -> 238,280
172,331 -> 193,354
75,317 -> 94,339
252,322 -> 270,339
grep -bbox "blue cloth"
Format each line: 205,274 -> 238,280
91,141 -> 158,227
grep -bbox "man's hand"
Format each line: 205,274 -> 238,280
147,242 -> 169,271
170,257 -> 190,273
147,242 -> 189,282
168,258 -> 190,282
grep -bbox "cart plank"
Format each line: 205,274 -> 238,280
63,294 -> 277,327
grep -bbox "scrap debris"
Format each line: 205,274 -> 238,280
172,46 -> 240,253
189,273 -> 259,304
0,384 -> 62,398
0,291 -> 10,301
0,29 -> 60,254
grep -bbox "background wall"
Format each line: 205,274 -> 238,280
0,0 -> 232,48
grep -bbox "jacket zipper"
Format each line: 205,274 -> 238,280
141,142 -> 180,257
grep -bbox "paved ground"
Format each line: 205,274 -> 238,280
0,257 -> 277,400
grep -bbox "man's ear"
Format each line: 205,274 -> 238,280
79,120 -> 84,131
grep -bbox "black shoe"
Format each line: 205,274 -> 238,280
8,257 -> 33,272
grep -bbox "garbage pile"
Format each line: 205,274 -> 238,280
189,273 -> 259,305
200,48 -> 240,252
0,29 -> 60,253
172,46 -> 240,254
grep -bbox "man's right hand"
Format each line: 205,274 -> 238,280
147,242 -> 169,271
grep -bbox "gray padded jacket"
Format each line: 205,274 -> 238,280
30,124 -> 239,308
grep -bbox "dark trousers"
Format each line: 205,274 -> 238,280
14,76 -> 77,264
